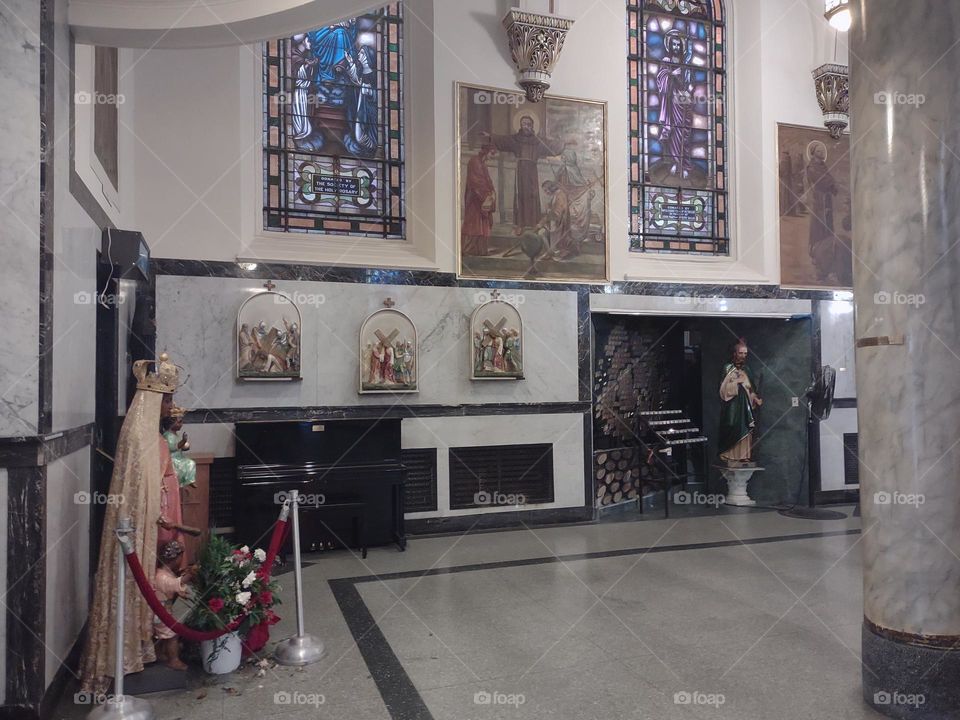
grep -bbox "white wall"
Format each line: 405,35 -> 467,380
44,448 -> 92,686
127,0 -> 848,285
156,277 -> 580,408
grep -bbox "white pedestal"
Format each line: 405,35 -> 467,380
716,465 -> 764,507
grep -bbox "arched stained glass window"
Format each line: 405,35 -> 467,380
628,0 -> 728,255
263,4 -> 405,238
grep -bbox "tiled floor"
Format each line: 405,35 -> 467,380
59,507 -> 885,720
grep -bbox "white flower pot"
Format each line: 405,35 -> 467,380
201,631 -> 242,674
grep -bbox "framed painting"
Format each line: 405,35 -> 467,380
359,305 -> 418,393
237,291 -> 302,381
777,123 -> 853,289
470,295 -> 523,381
456,82 -> 608,283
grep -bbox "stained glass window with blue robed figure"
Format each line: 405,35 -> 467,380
263,4 -> 404,237
628,0 -> 728,254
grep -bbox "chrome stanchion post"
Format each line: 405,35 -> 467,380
88,518 -> 155,720
274,490 -> 325,666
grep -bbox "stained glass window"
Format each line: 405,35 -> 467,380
263,4 -> 405,238
628,0 -> 728,255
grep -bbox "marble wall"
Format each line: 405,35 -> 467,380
156,276 -> 580,410
44,447 -> 91,685
0,0 -> 42,436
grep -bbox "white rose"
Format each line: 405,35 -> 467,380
242,571 -> 257,588
240,545 -> 250,554
236,591 -> 251,606
254,548 -> 266,563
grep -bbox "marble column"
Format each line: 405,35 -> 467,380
851,2 -> 960,718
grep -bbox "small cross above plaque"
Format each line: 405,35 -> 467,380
490,289 -> 501,301
383,297 -> 396,308
263,280 -> 277,292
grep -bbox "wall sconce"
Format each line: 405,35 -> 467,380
502,4 -> 574,102
824,0 -> 851,32
812,63 -> 849,139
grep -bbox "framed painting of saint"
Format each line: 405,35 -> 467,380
359,304 -> 418,393
237,291 -> 302,380
470,295 -> 523,381
777,123 -> 853,289
456,82 -> 608,283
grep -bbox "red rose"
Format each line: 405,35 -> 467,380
265,610 -> 280,625
259,591 -> 273,606
208,597 -> 225,613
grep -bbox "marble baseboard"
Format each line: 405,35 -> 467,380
862,621 -> 960,719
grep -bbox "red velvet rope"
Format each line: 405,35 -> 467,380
123,516 -> 289,642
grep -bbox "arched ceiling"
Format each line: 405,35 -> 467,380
69,0 -> 385,48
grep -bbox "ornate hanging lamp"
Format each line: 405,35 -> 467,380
824,0 -> 851,32
502,3 -> 574,102
812,63 -> 849,139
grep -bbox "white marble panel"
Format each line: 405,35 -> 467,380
156,277 -> 579,410
818,407 -> 858,492
0,0 -> 41,436
590,292 -> 811,318
44,447 -> 91,685
819,299 -> 856,399
402,413 -> 586,517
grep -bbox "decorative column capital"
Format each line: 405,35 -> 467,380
502,8 -> 574,102
812,63 -> 850,139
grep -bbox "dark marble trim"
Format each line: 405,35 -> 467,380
833,397 -> 858,409
405,505 -> 592,535
862,622 -> 960,720
816,489 -> 859,505
329,527 -> 861,720
807,299 -> 823,506
37,0 -> 55,436
183,403 -> 590,424
152,258 -> 842,300
5,466 -> 47,709
67,33 -> 113,231
0,423 -> 95,469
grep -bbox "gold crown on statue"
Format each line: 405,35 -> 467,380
169,405 -> 188,419
133,352 -> 181,394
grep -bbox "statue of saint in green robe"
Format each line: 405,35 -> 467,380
718,339 -> 763,464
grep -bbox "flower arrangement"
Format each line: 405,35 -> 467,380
186,535 -> 281,639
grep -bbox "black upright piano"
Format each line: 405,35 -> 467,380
234,418 -> 406,556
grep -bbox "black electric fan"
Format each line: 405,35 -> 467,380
779,365 -> 847,520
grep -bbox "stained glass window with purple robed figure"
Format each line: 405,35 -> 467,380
263,4 -> 404,237
628,0 -> 728,254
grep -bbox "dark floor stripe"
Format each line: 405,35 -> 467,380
328,526 -> 861,720
329,578 -> 435,720
342,527 -> 863,586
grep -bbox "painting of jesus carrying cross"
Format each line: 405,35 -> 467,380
470,292 -> 524,381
